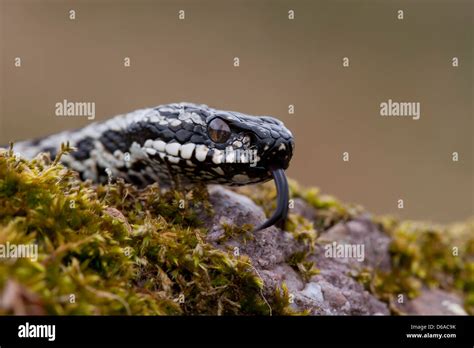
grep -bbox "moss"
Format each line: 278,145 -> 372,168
287,251 -> 319,283
1,144 -> 472,316
271,283 -> 307,315
218,223 -> 254,244
367,217 -> 474,314
288,179 -> 363,230
284,215 -> 319,282
237,174 -> 472,315
285,213 -> 318,245
0,147 -> 273,315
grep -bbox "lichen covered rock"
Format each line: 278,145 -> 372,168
0,146 -> 472,315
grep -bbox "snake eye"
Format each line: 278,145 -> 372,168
208,118 -> 231,143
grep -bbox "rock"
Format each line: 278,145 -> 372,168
300,282 -> 324,303
260,264 -> 305,292
320,215 -> 392,271
205,186 -> 470,316
0,280 -> 45,315
206,186 -> 391,315
206,185 -> 304,268
3,149 -> 470,315
399,288 -> 468,315
291,197 -> 317,221
306,246 -> 391,315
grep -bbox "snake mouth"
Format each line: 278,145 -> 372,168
254,167 -> 289,232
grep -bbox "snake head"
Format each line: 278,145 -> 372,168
146,103 -> 295,231
200,107 -> 295,232
206,111 -> 295,183
148,103 -> 295,186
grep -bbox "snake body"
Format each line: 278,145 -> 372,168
13,102 -> 295,230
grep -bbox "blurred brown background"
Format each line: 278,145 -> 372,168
0,0 -> 472,223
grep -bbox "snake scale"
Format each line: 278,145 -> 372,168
12,102 -> 295,231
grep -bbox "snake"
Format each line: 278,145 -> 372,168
11,102 -> 295,231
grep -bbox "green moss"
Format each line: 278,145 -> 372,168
288,180 -> 362,230
0,147 -> 273,315
285,213 -> 318,245
218,223 -> 254,243
287,250 -> 319,283
367,217 -> 474,314
237,176 -> 472,315
1,144 -> 472,316
271,283 -> 307,315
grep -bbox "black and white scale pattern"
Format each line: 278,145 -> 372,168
13,102 -> 295,188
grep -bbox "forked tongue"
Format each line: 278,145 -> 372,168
254,168 -> 289,232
